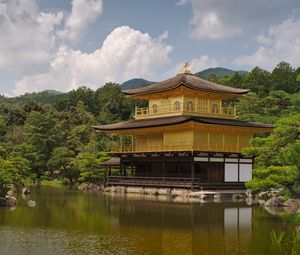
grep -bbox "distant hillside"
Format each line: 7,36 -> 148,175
3,90 -> 65,105
120,68 -> 248,91
195,67 -> 248,78
121,78 -> 154,90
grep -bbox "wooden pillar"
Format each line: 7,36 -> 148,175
208,154 -> 211,183
120,164 -> 122,176
131,135 -> 134,152
108,166 -> 111,176
162,157 -> 166,180
191,157 -> 195,189
105,167 -> 108,184
222,130 -> 225,152
208,129 -> 210,151
120,135 -> 123,152
131,160 -> 134,177
238,155 -> 240,182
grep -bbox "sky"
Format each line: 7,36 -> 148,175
0,0 -> 300,96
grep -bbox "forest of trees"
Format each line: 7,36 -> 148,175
0,61 -> 300,197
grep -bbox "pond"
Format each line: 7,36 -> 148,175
0,186 -> 298,255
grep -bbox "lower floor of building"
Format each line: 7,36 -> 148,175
105,152 -> 253,189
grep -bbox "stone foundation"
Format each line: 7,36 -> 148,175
103,186 -> 247,202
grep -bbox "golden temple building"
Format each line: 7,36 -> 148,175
94,64 -> 273,189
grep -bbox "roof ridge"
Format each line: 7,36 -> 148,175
123,73 -> 250,96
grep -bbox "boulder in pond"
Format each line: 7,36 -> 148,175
214,193 -> 221,201
283,199 -> 300,209
264,196 -> 285,207
6,190 -> 13,196
104,187 -> 111,192
27,200 -> 36,207
0,196 -> 17,207
22,187 -> 30,195
232,194 -> 245,201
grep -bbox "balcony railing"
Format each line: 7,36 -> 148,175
134,104 -> 235,119
110,142 -> 246,154
108,176 -> 200,188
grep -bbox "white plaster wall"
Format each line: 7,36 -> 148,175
225,163 -> 238,182
239,164 -> 252,181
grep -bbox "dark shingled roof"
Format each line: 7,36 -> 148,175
93,115 -> 274,131
101,157 -> 120,166
123,73 -> 250,96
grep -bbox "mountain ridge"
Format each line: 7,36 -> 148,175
120,67 -> 248,90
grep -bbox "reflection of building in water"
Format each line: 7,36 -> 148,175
225,208 -> 252,254
192,205 -> 252,254
107,195 -> 252,255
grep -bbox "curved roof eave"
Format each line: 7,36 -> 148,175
122,74 -> 250,96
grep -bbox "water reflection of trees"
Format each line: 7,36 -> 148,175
1,188 -> 297,255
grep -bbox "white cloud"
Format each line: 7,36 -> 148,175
0,0 -> 103,78
13,26 -> 173,95
189,56 -> 218,72
188,0 -> 241,40
234,17 -> 300,70
58,0 -> 103,41
188,0 -> 297,40
190,11 -> 240,40
0,0 -> 63,74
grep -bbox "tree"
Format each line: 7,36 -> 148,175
75,152 -> 108,183
236,91 -> 294,123
243,66 -> 271,96
207,73 -> 218,82
22,111 -> 56,180
0,116 -> 6,137
48,147 -> 79,184
271,61 -> 300,94
245,114 -> 300,196
229,72 -> 244,88
94,83 -> 132,123
0,156 -> 29,197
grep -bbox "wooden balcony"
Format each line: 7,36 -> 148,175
134,104 -> 235,120
110,142 -> 246,154
107,176 -> 246,189
108,176 -> 200,188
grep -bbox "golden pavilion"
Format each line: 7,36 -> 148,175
94,64 -> 273,189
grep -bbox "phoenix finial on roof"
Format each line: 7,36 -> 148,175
180,61 -> 192,74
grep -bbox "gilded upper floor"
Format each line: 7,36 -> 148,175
93,115 -> 274,154
123,71 -> 249,120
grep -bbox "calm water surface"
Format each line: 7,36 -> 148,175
0,186 -> 299,255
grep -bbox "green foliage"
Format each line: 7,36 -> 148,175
0,115 -> 6,137
247,165 -> 297,193
207,73 -> 218,82
245,114 -> 300,196
0,156 -> 29,197
236,91 -> 294,123
76,152 -> 108,183
242,66 -> 271,96
271,62 -> 300,94
269,229 -> 300,254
